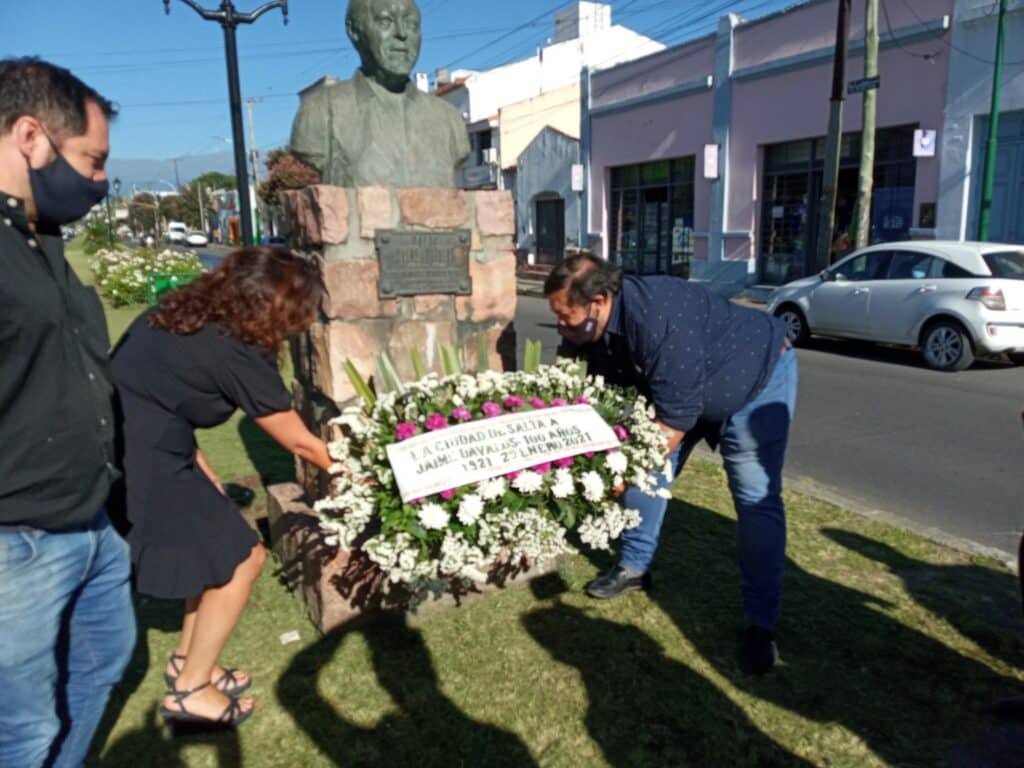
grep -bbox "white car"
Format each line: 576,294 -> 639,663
166,222 -> 188,244
185,231 -> 209,247
766,241 -> 1024,371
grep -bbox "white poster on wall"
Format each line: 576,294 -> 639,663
385,405 -> 621,503
914,129 -> 937,158
704,144 -> 720,180
571,164 -> 585,192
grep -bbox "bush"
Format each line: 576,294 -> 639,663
90,247 -> 203,307
81,217 -> 121,256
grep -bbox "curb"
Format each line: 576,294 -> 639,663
691,445 -> 1018,570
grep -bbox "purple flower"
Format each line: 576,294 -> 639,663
533,462 -> 553,475
584,452 -> 596,459
451,407 -> 473,422
410,497 -> 424,506
440,488 -> 456,501
425,413 -> 449,432
550,398 -> 568,407
573,396 -> 591,405
554,457 -> 575,469
503,395 -> 525,410
396,422 -> 418,441
529,397 -> 547,409
482,401 -> 503,418
506,470 -> 521,481
614,425 -> 630,442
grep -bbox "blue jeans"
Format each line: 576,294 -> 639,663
0,510 -> 136,768
620,348 -> 798,630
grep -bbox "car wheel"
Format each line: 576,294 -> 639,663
775,305 -> 810,347
1008,353 -> 1024,366
921,320 -> 975,372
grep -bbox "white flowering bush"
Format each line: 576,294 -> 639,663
315,360 -> 671,599
90,247 -> 202,306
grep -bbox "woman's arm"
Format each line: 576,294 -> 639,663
195,448 -> 227,496
253,410 -> 333,471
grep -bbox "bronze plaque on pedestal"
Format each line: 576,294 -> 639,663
376,230 -> 473,298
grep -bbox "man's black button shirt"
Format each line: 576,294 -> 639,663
584,275 -> 788,433
0,194 -> 119,530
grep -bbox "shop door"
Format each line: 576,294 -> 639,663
639,187 -> 670,275
989,122 -> 1024,245
535,198 -> 565,265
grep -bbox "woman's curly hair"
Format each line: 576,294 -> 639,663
149,247 -> 325,351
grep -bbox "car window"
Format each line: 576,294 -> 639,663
983,250 -> 1024,280
832,251 -> 893,282
928,258 -> 974,279
887,251 -> 934,280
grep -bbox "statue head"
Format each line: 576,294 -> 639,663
346,0 -> 422,93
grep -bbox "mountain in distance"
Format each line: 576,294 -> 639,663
106,150 -> 237,194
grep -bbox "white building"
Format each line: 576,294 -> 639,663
434,1 -> 664,192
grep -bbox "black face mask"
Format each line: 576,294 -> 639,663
28,138 -> 108,228
558,304 -> 599,346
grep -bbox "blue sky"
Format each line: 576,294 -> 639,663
3,0 -> 795,165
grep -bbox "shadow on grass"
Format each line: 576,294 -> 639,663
822,528 -> 1024,670
237,417 -> 295,488
637,496 -> 1023,765
276,613 -> 538,768
521,598 -> 813,767
90,597 -> 242,768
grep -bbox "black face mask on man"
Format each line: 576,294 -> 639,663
558,302 -> 600,346
27,136 -> 108,228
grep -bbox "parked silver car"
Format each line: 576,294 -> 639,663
766,241 -> 1024,371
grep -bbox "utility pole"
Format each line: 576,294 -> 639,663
198,183 -> 208,234
245,96 -> 263,242
978,0 -> 1009,242
815,0 -> 851,272
163,0 -> 288,246
853,0 -> 878,250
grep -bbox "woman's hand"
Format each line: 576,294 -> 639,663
253,410 -> 333,471
656,421 -> 685,456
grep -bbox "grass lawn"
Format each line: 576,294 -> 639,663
69,242 -> 1024,767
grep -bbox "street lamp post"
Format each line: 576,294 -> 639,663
163,0 -> 288,246
104,177 -> 121,246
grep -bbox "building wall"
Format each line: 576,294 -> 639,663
586,0 -> 955,291
937,0 -> 1024,241
500,83 -> 581,172
515,128 -> 582,256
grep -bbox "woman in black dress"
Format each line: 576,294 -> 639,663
111,247 -> 334,727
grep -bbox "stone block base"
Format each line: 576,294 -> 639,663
267,483 -> 560,633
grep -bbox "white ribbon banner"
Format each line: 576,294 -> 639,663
386,404 -> 621,503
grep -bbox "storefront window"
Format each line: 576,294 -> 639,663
759,125 -> 917,285
609,156 -> 695,276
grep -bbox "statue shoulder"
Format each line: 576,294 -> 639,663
299,78 -> 358,110
416,91 -> 466,128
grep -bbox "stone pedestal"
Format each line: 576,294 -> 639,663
281,185 -> 517,402
266,483 -> 558,633
271,186 -> 528,630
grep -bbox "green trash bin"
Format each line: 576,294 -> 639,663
146,271 -> 201,306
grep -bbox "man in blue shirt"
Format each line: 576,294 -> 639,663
545,254 -> 797,674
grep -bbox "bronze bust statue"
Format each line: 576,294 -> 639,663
290,0 -> 471,188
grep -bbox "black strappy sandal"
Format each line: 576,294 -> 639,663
159,680 -> 254,732
164,653 -> 252,697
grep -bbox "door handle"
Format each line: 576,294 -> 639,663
853,287 -> 870,295
917,285 -> 937,293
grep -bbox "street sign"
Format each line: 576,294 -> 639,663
848,76 -> 881,95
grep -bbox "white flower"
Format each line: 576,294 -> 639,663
457,494 -> 484,526
605,451 -> 628,475
580,471 -> 606,503
479,477 -> 507,501
512,470 -> 544,495
418,503 -> 450,531
551,468 -> 575,499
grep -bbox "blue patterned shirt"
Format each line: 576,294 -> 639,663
584,276 -> 788,432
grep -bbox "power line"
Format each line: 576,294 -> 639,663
443,1 -> 578,70
897,0 -> 1024,67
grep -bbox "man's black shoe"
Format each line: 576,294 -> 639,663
739,625 -> 779,675
585,565 -> 651,599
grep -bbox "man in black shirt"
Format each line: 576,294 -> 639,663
0,59 -> 135,766
546,255 -> 797,675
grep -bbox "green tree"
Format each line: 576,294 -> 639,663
81,216 -> 119,255
160,194 -> 199,229
128,193 -> 158,235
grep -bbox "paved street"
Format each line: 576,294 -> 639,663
515,295 -> 1024,557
